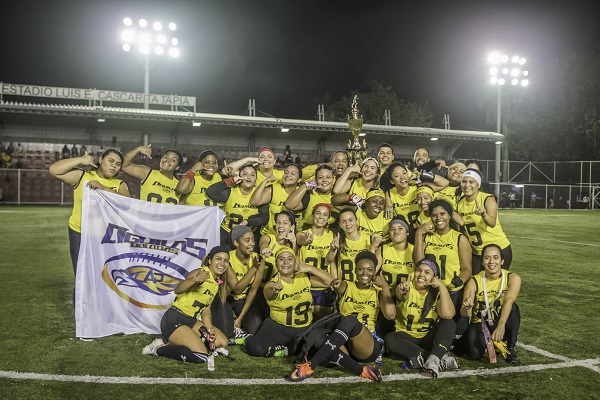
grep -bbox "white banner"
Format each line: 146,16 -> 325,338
1,82 -> 196,107
75,187 -> 224,338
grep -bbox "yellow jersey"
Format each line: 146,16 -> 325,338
186,173 -> 223,207
338,281 -> 381,332
423,229 -> 465,291
171,267 -> 220,319
267,273 -> 313,327
298,228 -> 334,291
337,232 -> 371,282
140,169 -> 180,205
380,242 -> 415,294
395,281 -> 439,339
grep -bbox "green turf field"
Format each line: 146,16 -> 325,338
1,206 -> 599,399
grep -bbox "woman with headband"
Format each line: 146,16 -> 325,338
297,203 -> 337,320
456,168 -> 512,274
460,244 -> 521,365
384,258 -> 460,378
285,164 -> 337,230
177,150 -> 223,207
354,188 -> 390,242
332,157 -> 381,209
243,247 -> 334,358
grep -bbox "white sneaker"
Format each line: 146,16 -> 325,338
422,355 -> 441,378
441,354 -> 461,370
142,338 -> 165,356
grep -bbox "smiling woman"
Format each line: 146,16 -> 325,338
120,145 -> 183,205
48,148 -> 130,276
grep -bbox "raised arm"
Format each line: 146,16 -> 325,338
250,176 -> 276,206
120,145 -> 152,181
49,153 -> 95,186
374,275 -> 396,320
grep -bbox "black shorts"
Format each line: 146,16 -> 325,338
311,289 -> 336,308
160,307 -> 197,341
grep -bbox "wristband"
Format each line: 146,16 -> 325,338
224,177 -> 236,187
184,170 -> 195,181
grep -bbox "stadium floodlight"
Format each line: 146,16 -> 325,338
280,127 -> 290,133
488,51 -> 530,197
430,137 -> 438,141
120,17 -> 180,109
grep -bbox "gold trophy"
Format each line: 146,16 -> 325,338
347,95 -> 367,165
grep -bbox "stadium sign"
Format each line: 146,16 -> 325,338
0,82 -> 196,107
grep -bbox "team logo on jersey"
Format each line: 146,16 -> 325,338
101,252 -> 187,309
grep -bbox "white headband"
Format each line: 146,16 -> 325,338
462,170 -> 482,186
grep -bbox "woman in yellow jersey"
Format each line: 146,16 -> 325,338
288,251 -> 394,382
209,226 -> 265,340
285,164 -> 336,230
177,150 -> 223,206
332,157 -> 381,206
206,163 -> 264,249
457,169 -> 512,274
461,244 -> 521,365
414,199 -> 472,343
49,148 -> 130,275
384,259 -> 460,378
353,189 -> 390,241
434,162 -> 466,212
297,203 -> 337,320
375,218 -> 414,337
121,145 -> 182,204
250,163 -> 302,236
382,163 -> 420,236
142,246 -> 231,364
244,247 -> 333,358
255,211 -> 298,319
330,208 -> 380,283
222,147 -> 284,186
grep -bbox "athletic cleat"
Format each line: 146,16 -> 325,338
440,354 -> 461,370
422,355 -> 441,378
506,348 -> 520,365
288,359 -> 314,382
142,338 -> 165,356
234,333 -> 252,346
402,354 -> 424,370
266,345 -> 288,357
360,365 -> 382,382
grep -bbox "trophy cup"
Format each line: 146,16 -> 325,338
347,95 -> 367,165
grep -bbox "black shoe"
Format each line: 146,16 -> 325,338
402,354 -> 424,370
506,348 -> 520,365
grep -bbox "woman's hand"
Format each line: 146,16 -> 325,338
491,322 -> 505,342
80,151 -> 98,168
426,276 -> 443,289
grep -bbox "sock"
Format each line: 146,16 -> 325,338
327,348 -> 363,376
156,344 -> 209,364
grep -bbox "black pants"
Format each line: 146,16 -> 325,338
230,298 -> 263,335
465,303 -> 521,360
68,227 -> 81,276
385,318 -> 456,360
245,318 -> 307,357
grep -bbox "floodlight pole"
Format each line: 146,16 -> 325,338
495,86 -> 502,197
144,56 -> 150,109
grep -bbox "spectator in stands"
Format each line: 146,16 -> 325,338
530,192 -> 537,208
0,143 -> 5,154
14,143 -> 25,156
80,145 -> 87,155
96,146 -> 104,158
62,145 -> 71,159
1,152 -> 12,168
5,142 -> 14,156
15,158 -> 24,169
71,144 -> 79,158
49,148 -> 130,276
509,192 -> 517,209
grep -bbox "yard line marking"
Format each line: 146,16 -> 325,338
516,342 -> 572,362
511,236 -> 600,248
1,359 -> 599,385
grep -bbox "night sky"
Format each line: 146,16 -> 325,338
1,0 -> 598,130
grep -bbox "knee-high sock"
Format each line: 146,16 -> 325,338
156,344 -> 209,364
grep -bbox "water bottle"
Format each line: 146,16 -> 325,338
207,355 -> 215,371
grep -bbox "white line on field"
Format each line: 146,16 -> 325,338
516,342 -> 572,362
1,358 -> 598,385
511,236 -> 600,248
